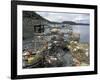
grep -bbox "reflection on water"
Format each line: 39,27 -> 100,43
72,25 -> 90,43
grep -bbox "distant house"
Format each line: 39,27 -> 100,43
23,11 -> 50,39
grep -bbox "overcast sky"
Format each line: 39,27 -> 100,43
36,11 -> 90,24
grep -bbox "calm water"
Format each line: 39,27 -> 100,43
72,25 -> 90,43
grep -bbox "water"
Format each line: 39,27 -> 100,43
72,25 -> 90,43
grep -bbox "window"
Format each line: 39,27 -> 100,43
34,25 -> 44,33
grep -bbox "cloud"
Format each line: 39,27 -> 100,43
74,14 -> 90,23
36,11 -> 90,23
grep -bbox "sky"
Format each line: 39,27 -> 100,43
36,11 -> 90,24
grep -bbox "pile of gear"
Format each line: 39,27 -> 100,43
67,40 -> 89,66
23,28 -> 75,68
42,28 -> 74,67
